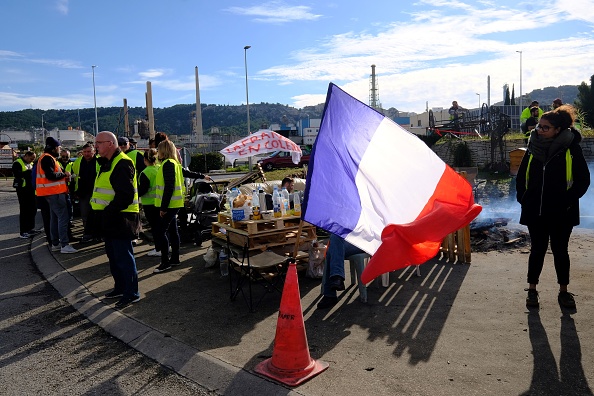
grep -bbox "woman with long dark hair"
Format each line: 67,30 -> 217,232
516,105 -> 590,309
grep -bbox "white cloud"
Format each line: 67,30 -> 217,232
556,0 -> 594,22
0,50 -> 22,59
0,92 -> 90,111
0,50 -> 81,69
29,58 -> 83,69
56,0 -> 69,15
139,69 -> 170,79
255,1 -> 594,111
291,93 -> 327,108
129,73 -> 222,91
226,1 -> 322,23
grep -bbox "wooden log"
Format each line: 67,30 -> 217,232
456,227 -> 466,263
463,224 -> 471,263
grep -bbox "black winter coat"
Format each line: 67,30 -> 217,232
96,149 -> 141,240
516,128 -> 590,226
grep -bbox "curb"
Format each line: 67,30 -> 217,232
30,234 -> 299,395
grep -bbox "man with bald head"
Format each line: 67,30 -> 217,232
91,131 -> 141,309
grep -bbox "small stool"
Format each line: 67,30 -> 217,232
348,253 -> 371,302
320,253 -> 370,303
349,256 -> 421,301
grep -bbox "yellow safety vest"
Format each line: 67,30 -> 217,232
90,152 -> 139,212
71,156 -> 100,192
127,149 -> 141,172
154,158 -> 185,208
526,150 -> 573,190
140,164 -> 159,206
15,157 -> 31,188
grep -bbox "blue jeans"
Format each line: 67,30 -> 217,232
323,234 -> 365,297
46,193 -> 70,246
104,237 -> 139,299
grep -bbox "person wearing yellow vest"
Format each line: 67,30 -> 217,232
520,100 -> 544,124
152,139 -> 186,273
58,148 -> 75,239
71,143 -> 98,242
137,148 -> 161,257
516,105 -> 590,310
127,137 -> 146,175
37,137 -> 77,254
12,151 -> 38,238
92,131 -> 141,309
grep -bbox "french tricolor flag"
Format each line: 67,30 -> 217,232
302,84 -> 482,283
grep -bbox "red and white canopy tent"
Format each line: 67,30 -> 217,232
220,129 -> 302,165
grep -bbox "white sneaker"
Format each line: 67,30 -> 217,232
147,248 -> 161,257
51,244 -> 61,252
60,244 -> 77,254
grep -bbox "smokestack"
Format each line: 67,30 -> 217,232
370,64 -> 378,108
123,98 -> 130,137
146,81 -> 155,139
487,75 -> 491,107
195,66 -> 204,144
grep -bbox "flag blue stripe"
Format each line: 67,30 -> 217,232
303,83 -> 385,238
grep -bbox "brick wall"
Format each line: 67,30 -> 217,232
431,137 -> 594,168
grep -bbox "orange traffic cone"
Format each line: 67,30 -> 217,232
254,260 -> 329,386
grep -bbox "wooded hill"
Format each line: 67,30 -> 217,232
0,84 -> 582,136
0,103 -> 326,137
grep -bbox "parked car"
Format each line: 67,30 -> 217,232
258,148 -> 311,171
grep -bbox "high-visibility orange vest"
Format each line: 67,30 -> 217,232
36,153 -> 69,196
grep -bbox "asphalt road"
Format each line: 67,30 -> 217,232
0,185 -> 214,395
2,177 -> 593,395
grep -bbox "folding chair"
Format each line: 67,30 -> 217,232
227,239 -> 288,312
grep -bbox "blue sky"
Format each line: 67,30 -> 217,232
1,0 -> 594,114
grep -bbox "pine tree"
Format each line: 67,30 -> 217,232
576,74 -> 594,128
511,84 -> 516,105
504,87 -> 511,105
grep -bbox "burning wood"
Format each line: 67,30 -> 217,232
470,217 -> 529,252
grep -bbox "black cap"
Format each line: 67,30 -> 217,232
45,136 -> 61,148
128,137 -> 137,144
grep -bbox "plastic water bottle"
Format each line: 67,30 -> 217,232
252,188 -> 261,220
281,187 -> 290,215
228,187 -> 239,210
225,188 -> 234,213
258,188 -> 267,211
272,186 -> 282,218
219,250 -> 229,276
293,192 -> 301,217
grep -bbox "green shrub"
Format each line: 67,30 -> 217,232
453,141 -> 472,167
189,152 -> 223,173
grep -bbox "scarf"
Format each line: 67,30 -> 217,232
528,128 -> 574,163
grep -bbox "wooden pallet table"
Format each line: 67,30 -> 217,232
213,214 -> 316,311
212,214 -> 316,252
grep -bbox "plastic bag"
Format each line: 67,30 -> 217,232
204,246 -> 217,268
306,240 -> 326,278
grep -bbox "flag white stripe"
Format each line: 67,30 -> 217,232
347,118 -> 446,253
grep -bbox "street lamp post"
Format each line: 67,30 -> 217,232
41,112 -> 46,143
92,65 -> 98,136
516,51 -> 522,113
476,93 -> 480,109
244,45 -> 252,169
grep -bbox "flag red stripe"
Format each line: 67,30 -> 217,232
361,167 -> 481,283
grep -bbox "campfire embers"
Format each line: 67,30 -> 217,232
470,217 -> 529,252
